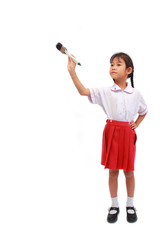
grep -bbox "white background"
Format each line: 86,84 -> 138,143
0,0 -> 159,239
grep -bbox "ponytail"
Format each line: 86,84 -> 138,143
130,71 -> 134,88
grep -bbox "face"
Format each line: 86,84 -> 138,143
109,57 -> 132,81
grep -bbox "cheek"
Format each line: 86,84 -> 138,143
109,68 -> 112,74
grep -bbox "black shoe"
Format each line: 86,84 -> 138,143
126,207 -> 138,223
107,207 -> 120,223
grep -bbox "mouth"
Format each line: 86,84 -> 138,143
111,72 -> 117,74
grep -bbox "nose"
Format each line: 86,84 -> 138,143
111,65 -> 116,70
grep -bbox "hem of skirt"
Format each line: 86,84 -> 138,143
101,164 -> 134,171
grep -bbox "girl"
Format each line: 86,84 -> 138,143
67,52 -> 147,223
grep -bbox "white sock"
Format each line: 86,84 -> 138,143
109,197 -> 119,214
111,197 -> 119,208
126,197 -> 134,214
126,197 -> 134,207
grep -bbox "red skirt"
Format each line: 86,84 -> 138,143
101,120 -> 137,171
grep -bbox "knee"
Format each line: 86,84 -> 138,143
109,169 -> 119,179
124,171 -> 134,178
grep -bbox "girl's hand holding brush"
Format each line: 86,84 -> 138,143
67,54 -> 76,73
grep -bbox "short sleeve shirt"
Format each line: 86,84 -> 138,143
88,83 -> 148,122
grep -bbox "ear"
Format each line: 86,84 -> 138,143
127,67 -> 133,75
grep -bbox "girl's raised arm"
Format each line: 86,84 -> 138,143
67,55 -> 90,97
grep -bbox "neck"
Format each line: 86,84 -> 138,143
115,79 -> 127,90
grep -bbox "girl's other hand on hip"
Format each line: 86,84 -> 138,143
130,121 -> 137,129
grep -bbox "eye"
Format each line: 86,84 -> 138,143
117,64 -> 121,66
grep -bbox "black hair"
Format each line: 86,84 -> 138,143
110,52 -> 134,88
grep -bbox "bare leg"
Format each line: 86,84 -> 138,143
109,170 -> 119,197
124,171 -> 135,197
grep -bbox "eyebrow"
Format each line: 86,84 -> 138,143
111,61 -> 122,64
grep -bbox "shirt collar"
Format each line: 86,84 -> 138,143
111,82 -> 134,94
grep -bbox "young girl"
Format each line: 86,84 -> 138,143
67,52 -> 147,223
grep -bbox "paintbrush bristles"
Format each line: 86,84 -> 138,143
59,46 -> 66,54
56,42 -> 66,54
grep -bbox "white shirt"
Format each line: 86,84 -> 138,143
88,82 -> 148,122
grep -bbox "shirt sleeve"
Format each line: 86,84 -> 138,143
138,93 -> 148,115
88,88 -> 102,104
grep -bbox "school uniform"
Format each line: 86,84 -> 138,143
88,82 -> 148,171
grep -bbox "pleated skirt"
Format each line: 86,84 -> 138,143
101,119 -> 137,171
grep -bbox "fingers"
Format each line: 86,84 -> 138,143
67,54 -> 76,72
130,121 -> 137,129
68,56 -> 71,63
68,55 -> 76,63
130,121 -> 134,128
68,55 -> 76,68
70,54 -> 76,58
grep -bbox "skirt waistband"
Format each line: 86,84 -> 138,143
106,119 -> 130,127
